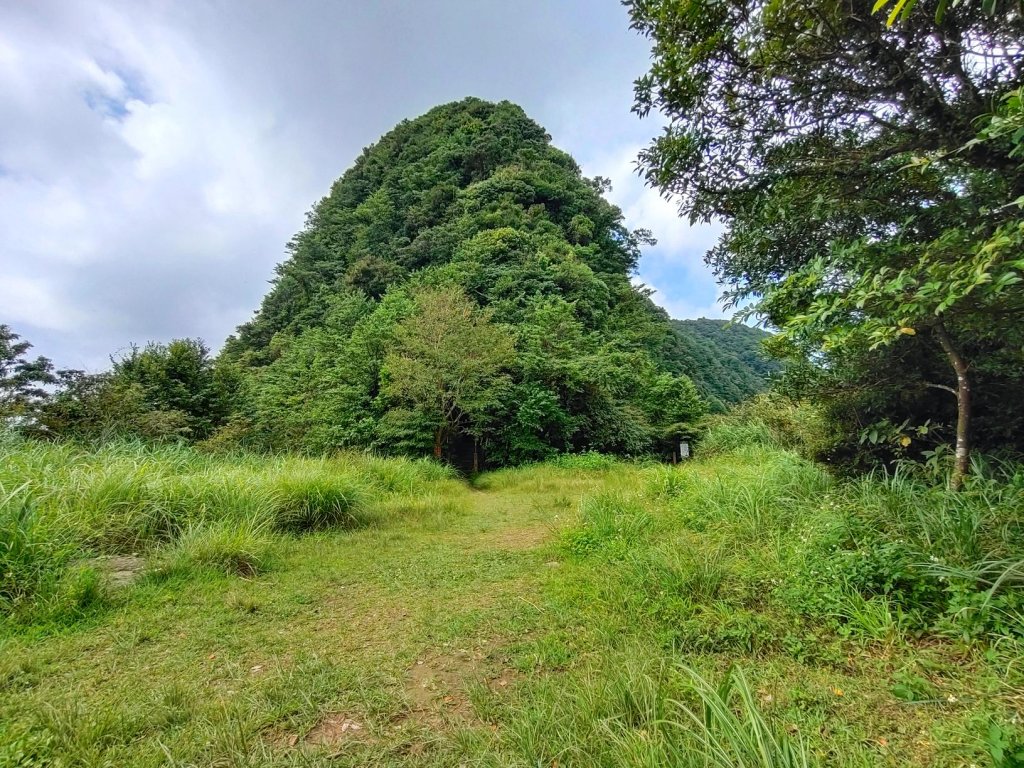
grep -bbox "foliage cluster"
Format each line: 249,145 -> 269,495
697,394 -> 835,461
627,0 -> 1024,479
210,98 -> 710,466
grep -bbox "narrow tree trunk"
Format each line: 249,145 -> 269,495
433,427 -> 443,460
934,323 -> 971,491
472,436 -> 479,474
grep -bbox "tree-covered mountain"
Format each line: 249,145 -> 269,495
661,319 -> 779,410
221,98 -> 708,465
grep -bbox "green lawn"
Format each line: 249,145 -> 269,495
1,445 -> 1021,766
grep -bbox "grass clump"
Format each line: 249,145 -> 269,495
0,484 -> 60,609
0,440 -> 459,627
783,465 -> 1024,642
673,665 -> 812,768
263,464 -> 369,532
152,516 -> 276,578
561,492 -> 652,556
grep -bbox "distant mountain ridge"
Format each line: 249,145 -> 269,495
661,318 -> 779,410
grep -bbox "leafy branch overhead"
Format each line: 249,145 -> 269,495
627,0 -> 1024,484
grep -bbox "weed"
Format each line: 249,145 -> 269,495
671,665 -> 813,768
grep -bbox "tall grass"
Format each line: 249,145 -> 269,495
502,647 -> 815,767
152,516 -> 275,578
0,439 -> 461,625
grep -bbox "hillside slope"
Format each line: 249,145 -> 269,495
661,318 -> 779,410
222,98 -> 705,464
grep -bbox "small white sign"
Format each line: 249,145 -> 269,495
680,441 -> 690,459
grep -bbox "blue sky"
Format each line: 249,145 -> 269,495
0,0 -> 725,371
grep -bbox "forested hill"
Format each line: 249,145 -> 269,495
222,98 -> 711,465
662,319 -> 779,410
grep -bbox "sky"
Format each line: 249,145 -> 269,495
0,0 -> 724,372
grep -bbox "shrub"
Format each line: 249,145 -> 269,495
700,395 -> 832,460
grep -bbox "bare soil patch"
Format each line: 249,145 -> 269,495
403,645 -> 519,728
305,713 -> 366,746
88,555 -> 146,587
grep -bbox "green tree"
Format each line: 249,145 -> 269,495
642,370 -> 707,455
382,287 -> 514,466
112,338 -> 234,439
40,371 -> 192,442
0,325 -> 56,423
626,0 -> 1024,474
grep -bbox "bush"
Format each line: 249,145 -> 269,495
700,395 -> 832,460
779,465 -> 1024,642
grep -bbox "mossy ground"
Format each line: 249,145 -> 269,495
1,450 -> 1020,767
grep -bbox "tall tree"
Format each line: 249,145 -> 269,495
626,0 -> 1024,481
382,287 -> 514,465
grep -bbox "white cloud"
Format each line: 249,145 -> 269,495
0,275 -> 86,332
0,0 -> 726,369
577,143 -> 726,320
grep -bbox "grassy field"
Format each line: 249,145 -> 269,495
1,435 -> 1022,767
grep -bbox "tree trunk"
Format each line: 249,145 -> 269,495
934,323 -> 972,491
433,427 -> 443,460
472,436 -> 479,474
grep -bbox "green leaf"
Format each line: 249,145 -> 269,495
886,0 -> 912,26
890,684 -> 917,702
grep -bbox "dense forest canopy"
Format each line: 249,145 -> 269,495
664,319 -> 779,410
219,98 -> 711,466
